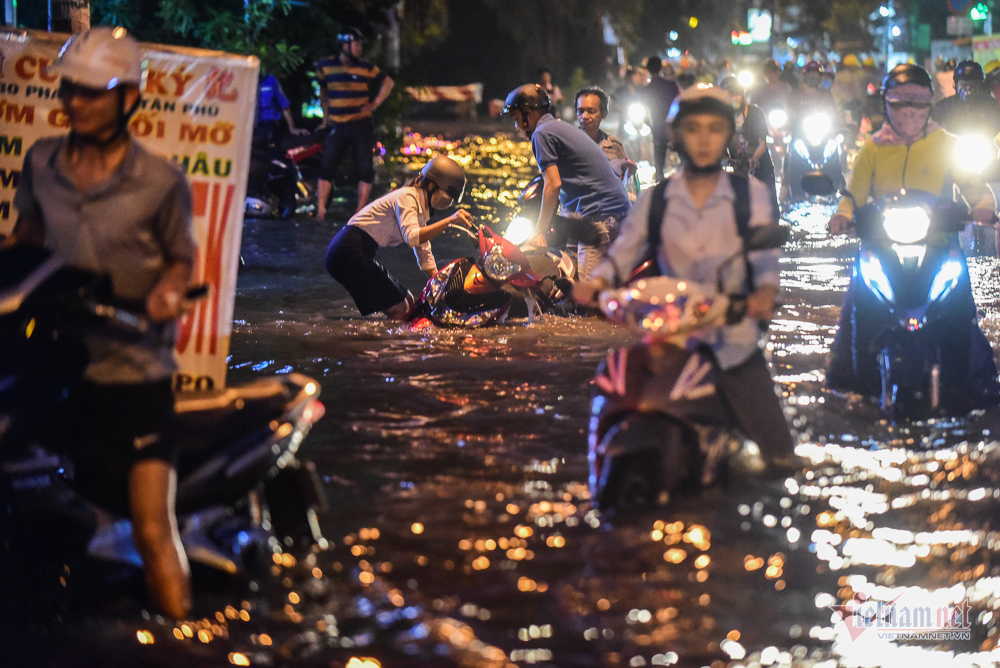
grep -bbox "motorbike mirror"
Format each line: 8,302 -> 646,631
800,171 -> 837,197
744,224 -> 789,251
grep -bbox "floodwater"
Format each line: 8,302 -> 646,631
10,132 -> 1000,668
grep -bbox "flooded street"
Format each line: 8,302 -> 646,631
12,131 -> 1000,668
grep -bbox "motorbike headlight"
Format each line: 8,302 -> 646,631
503,216 -> 535,246
737,71 -> 755,89
482,243 -> 521,282
803,113 -> 831,146
793,138 -> 810,159
955,134 -> 993,174
859,253 -> 895,303
639,124 -> 652,137
624,121 -> 638,138
927,258 -> 963,302
628,102 -> 646,125
768,109 -> 787,129
822,139 -> 838,161
882,206 -> 930,244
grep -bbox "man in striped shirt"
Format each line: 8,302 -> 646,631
316,28 -> 394,217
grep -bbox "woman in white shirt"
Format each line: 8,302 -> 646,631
325,155 -> 472,320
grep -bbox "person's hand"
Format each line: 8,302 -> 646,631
528,232 -> 548,248
360,101 -> 376,115
746,285 -> 777,321
749,155 -> 760,170
147,284 -> 191,323
572,277 -> 610,307
828,213 -> 852,235
971,207 -> 998,226
447,209 -> 475,231
291,127 -> 309,136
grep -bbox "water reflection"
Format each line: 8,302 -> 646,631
19,134 -> 1000,668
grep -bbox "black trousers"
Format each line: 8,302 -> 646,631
715,350 -> 795,462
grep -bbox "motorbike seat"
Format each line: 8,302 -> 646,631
174,379 -> 292,450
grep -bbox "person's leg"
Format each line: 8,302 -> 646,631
384,293 -> 416,321
356,181 -> 373,212
715,350 -> 795,465
317,128 -> 345,219
129,459 -> 191,620
316,180 -> 333,219
576,218 -> 611,281
353,120 -> 377,211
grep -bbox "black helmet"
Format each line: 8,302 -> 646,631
420,155 -> 466,203
337,27 -> 364,44
503,84 -> 551,115
953,59 -> 984,83
881,63 -> 933,96
667,85 -> 736,134
763,59 -> 781,75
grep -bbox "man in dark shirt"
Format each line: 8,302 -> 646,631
932,60 -> 1000,138
315,28 -> 394,217
642,56 -> 681,180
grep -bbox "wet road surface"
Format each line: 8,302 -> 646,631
9,132 -> 1000,668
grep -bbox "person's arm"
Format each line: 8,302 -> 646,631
316,67 -> 329,128
282,107 -> 306,135
829,139 -> 875,233
362,74 -> 394,115
148,175 -> 197,322
8,213 -> 44,246
534,163 -> 562,244
147,260 -> 193,322
417,209 -> 473,244
745,179 -> 781,320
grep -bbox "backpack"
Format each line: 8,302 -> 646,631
644,172 -> 756,292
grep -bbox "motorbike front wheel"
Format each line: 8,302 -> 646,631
594,414 -> 699,512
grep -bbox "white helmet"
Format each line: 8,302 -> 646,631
49,26 -> 145,90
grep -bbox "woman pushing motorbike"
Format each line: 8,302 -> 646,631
825,64 -> 999,396
574,84 -> 798,474
325,155 -> 472,321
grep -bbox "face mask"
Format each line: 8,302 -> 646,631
430,188 -> 454,211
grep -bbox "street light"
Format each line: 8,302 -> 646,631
891,25 -> 901,37
689,16 -> 698,28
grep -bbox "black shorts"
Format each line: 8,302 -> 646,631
43,379 -> 178,516
325,225 -> 413,316
320,118 -> 375,184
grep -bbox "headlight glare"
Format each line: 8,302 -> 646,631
882,206 -> 930,244
859,254 -> 895,303
503,216 -> 535,246
927,259 -> 963,302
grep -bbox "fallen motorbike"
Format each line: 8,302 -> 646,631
803,173 -> 1000,418
588,225 -> 788,512
784,112 -> 844,201
406,175 -> 576,329
0,244 -> 328,619
245,127 -> 325,219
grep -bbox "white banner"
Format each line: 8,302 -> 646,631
0,28 -> 258,392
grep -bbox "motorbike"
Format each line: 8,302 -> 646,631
587,225 -> 789,512
0,244 -> 328,619
802,173 -> 1000,419
245,127 -> 325,219
406,176 -> 576,329
783,112 -> 845,201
